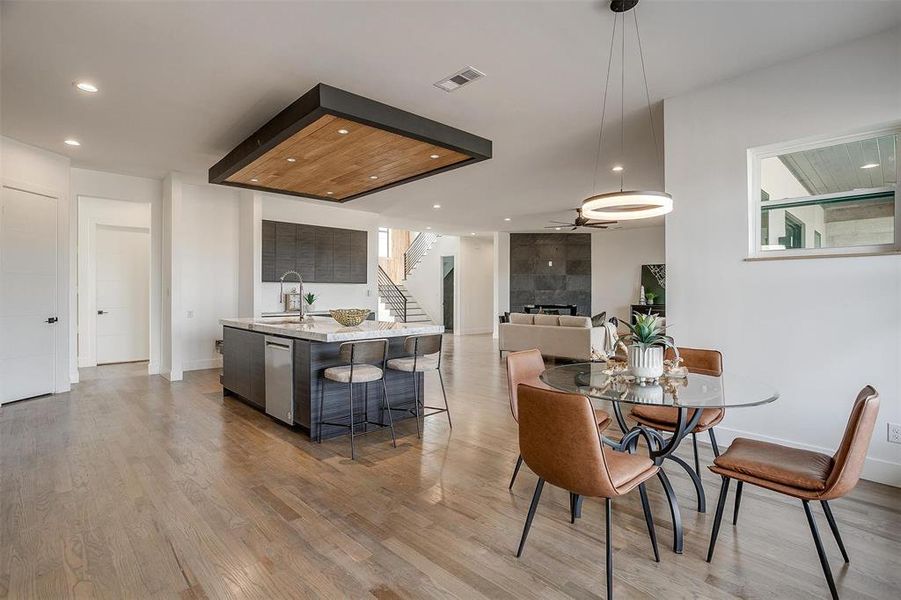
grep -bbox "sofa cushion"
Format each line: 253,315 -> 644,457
534,314 -> 560,326
559,315 -> 591,328
509,313 -> 534,325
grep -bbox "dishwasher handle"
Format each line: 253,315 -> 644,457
266,340 -> 291,350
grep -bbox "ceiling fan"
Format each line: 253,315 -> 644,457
545,208 -> 618,231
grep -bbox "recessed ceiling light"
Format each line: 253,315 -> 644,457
64,139 -> 81,146
250,178 -> 258,182
860,163 -> 880,169
433,204 -> 441,209
555,227 -> 562,231
430,154 -> 440,159
286,157 -> 296,162
426,226 -> 432,230
369,175 -> 379,180
337,129 -> 349,135
74,81 -> 98,93
612,165 -> 624,172
326,191 -> 334,195
470,232 -> 476,236
504,217 -> 511,221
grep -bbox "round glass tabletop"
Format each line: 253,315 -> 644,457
540,362 -> 779,408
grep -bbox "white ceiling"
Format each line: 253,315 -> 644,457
3,0 -> 900,233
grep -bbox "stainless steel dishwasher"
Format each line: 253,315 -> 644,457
264,336 -> 294,425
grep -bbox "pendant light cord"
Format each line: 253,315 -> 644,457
633,6 -> 660,165
592,13 -> 618,194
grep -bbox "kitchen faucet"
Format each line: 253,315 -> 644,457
279,270 -> 305,321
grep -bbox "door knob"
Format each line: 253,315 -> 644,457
46,317 -> 58,324
97,310 -> 108,315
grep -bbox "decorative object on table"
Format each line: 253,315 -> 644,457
639,285 -> 646,305
641,264 -> 666,305
590,347 -> 606,363
579,0 -> 673,223
619,312 -> 674,381
663,355 -> 688,378
303,292 -> 318,311
329,308 -> 371,327
284,291 -> 302,312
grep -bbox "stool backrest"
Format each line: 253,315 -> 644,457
404,334 -> 442,357
338,339 -> 388,368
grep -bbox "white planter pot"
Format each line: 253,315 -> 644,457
631,383 -> 664,404
628,345 -> 664,380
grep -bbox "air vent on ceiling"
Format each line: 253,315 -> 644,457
434,66 -> 485,92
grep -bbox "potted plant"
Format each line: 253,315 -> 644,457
619,312 -> 674,381
645,291 -> 657,305
303,292 -> 318,311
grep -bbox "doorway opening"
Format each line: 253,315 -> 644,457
442,255 -> 455,332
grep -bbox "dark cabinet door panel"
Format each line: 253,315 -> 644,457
350,230 -> 367,282
261,220 -> 367,283
332,230 -> 352,282
295,224 -> 317,281
314,228 -> 335,281
262,221 -> 277,282
275,222 -> 297,278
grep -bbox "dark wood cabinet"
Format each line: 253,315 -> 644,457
222,327 -> 265,408
261,220 -> 367,283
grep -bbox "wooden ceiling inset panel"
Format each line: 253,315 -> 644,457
225,115 -> 470,200
210,84 -> 492,202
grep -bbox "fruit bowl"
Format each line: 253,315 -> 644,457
329,308 -> 371,327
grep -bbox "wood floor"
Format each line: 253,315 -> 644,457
1,334 -> 899,599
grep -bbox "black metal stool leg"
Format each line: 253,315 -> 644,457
509,455 -> 523,490
318,378 -> 326,442
708,428 -> 721,457
638,483 -> 659,562
516,478 -> 544,557
706,476 -> 731,562
411,373 -> 422,438
803,499 -> 839,600
733,481 -> 743,525
381,378 -> 397,448
437,370 -> 452,429
821,500 -> 850,563
692,432 -> 700,475
348,382 -> 356,460
605,497 -> 613,600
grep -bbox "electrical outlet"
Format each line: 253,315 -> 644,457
888,423 -> 901,445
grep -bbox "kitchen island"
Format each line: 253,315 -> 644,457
219,316 -> 444,439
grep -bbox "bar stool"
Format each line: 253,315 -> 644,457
386,334 -> 450,437
318,338 -> 396,460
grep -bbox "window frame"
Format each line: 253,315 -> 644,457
747,123 -> 901,259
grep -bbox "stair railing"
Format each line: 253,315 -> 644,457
377,266 -> 407,322
404,231 -> 439,278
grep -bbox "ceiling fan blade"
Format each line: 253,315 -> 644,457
549,220 -> 573,225
571,227 -> 578,231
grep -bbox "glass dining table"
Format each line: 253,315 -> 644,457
540,362 -> 779,554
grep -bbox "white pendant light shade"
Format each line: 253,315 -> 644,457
581,190 -> 672,221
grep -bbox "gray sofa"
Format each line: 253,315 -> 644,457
499,313 -> 607,361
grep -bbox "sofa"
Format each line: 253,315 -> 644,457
499,313 -> 610,361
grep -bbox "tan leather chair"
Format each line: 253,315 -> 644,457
514,384 -> 660,599
706,386 -> 880,600
629,347 -> 723,510
505,349 -> 611,489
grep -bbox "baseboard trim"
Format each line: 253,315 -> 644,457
183,357 -> 222,372
707,425 -> 900,488
455,328 -> 493,336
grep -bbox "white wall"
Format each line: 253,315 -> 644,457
493,232 -> 510,337
1,137 -> 71,393
181,183 -> 240,371
403,235 -> 459,324
260,195 -> 379,313
456,236 -> 495,335
76,196 -> 151,367
591,226 -> 665,321
665,28 -> 901,485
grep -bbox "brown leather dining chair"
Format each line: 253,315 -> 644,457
706,386 -> 879,600
506,349 -> 611,489
629,347 -> 723,510
514,384 -> 660,599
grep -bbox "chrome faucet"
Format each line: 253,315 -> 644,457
279,270 -> 304,321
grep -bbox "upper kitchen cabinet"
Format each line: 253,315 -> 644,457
261,220 -> 368,283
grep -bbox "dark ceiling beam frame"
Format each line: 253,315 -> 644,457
209,83 -> 492,202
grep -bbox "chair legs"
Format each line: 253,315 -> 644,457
381,379 -> 397,448
605,497 -> 613,600
708,428 -> 721,457
732,481 -> 743,525
692,432 -> 700,475
348,382 -> 356,460
638,483 -> 660,562
821,500 -> 850,563
509,455 -> 524,490
437,370 -> 452,429
516,478 -> 544,557
803,499 -> 839,600
706,476 -> 731,562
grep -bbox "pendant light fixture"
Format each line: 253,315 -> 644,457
581,0 -> 672,221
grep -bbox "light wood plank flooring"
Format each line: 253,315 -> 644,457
1,334 -> 899,599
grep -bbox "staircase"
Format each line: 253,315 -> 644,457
377,266 -> 432,323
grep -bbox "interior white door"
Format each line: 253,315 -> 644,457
95,225 -> 150,364
0,185 -> 58,404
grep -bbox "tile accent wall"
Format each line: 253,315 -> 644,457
509,233 -> 591,316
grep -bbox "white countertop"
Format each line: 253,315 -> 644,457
220,316 -> 444,342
